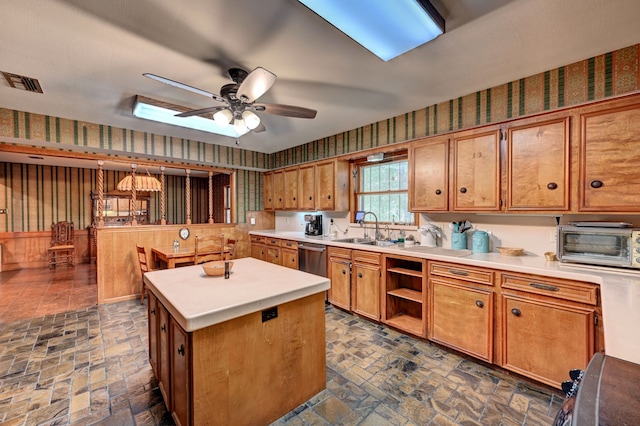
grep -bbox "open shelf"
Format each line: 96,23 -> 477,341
387,267 -> 423,278
385,314 -> 423,336
387,288 -> 422,303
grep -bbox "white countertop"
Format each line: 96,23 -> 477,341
252,230 -> 640,365
143,257 -> 330,332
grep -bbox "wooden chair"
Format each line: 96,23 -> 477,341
194,235 -> 225,265
225,238 -> 237,260
47,221 -> 75,269
136,244 -> 154,303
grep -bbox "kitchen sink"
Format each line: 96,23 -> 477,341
335,238 -> 396,247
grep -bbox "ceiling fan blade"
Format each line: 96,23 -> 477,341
253,122 -> 266,133
255,103 -> 317,119
175,106 -> 227,118
237,67 -> 277,103
143,73 -> 227,103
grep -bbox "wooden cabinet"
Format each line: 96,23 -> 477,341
315,159 -> 350,211
272,170 -> 284,210
263,172 -> 274,211
499,272 -> 599,388
170,317 -> 190,426
328,247 -> 352,310
428,262 -> 494,362
266,237 -> 281,265
283,168 -> 299,210
506,116 -> 570,211
452,126 -> 501,211
579,98 -> 640,211
281,240 -> 299,270
148,291 -> 159,376
158,302 -> 171,410
383,255 -> 427,338
409,138 -> 449,212
298,164 -> 316,211
352,250 -> 381,321
250,235 -> 267,261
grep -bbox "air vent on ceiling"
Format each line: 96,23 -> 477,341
2,71 -> 43,93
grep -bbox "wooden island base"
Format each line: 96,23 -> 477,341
149,291 -> 327,426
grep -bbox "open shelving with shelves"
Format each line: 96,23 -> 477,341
383,255 -> 427,337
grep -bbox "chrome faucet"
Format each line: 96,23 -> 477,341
360,211 -> 383,241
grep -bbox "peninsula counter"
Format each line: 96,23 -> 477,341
143,257 -> 330,426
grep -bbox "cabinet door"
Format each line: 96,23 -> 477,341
453,128 -> 501,211
409,138 -> 449,211
170,317 -> 190,426
507,117 -> 570,211
429,280 -> 493,362
283,168 -> 299,210
579,102 -> 640,211
263,172 -> 274,211
298,164 -> 316,211
281,248 -> 298,270
501,295 -> 595,388
251,243 -> 267,261
315,161 -> 335,211
158,304 -> 171,410
148,292 -> 159,376
352,262 -> 381,320
328,257 -> 351,310
266,246 -> 281,265
272,170 -> 284,210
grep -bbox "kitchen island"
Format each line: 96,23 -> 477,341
143,257 -> 330,426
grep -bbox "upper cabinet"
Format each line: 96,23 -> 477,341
579,97 -> 640,212
452,126 -> 502,211
315,159 -> 350,211
506,115 -> 570,212
264,158 -> 349,212
409,138 -> 449,212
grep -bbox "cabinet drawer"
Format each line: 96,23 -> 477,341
266,237 -> 281,246
430,262 -> 494,286
328,246 -> 351,259
250,235 -> 266,244
501,273 -> 598,305
353,250 -> 380,264
280,239 -> 298,250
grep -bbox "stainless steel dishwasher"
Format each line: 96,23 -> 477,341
298,242 -> 327,277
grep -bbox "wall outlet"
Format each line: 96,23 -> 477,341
250,217 -> 256,225
549,230 -> 557,243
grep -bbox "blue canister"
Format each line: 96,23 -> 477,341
472,231 -> 489,253
451,232 -> 467,250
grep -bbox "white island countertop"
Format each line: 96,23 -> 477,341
144,257 -> 330,332
252,230 -> 640,365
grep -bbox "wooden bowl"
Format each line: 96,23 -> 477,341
497,247 -> 524,256
202,261 -> 233,276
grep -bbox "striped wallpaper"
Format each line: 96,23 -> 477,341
270,43 -> 640,168
1,43 -> 639,228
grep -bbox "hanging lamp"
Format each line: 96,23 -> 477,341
117,164 -> 162,192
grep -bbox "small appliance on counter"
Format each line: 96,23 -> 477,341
304,214 -> 323,236
557,222 -> 640,269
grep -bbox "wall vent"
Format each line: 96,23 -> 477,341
2,71 -> 43,93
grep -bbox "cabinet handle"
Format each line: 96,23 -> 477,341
268,198 -> 272,202
177,344 -> 185,356
435,189 -> 442,195
327,194 -> 331,199
475,300 -> 484,308
291,257 -> 295,262
547,182 -> 558,190
151,308 -> 155,315
358,272 -> 363,278
590,180 -> 603,189
293,197 -> 296,201
459,187 -> 467,194
511,308 -> 522,317
529,282 -> 559,292
448,269 -> 469,276
342,269 -> 347,274
309,196 -> 312,200
279,198 -> 282,201
161,324 -> 166,332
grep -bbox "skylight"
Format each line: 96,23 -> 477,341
298,0 -> 445,61
132,96 -> 248,138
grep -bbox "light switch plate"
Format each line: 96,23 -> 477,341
250,217 -> 256,225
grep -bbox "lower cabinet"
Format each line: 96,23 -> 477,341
352,250 -> 382,321
158,302 -> 171,410
499,272 -> 600,389
250,235 -> 267,261
383,255 -> 427,338
328,247 -> 352,311
428,262 -> 494,363
170,317 -> 190,426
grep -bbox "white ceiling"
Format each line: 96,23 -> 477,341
1,0 -> 639,155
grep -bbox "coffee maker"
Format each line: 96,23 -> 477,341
304,214 -> 323,236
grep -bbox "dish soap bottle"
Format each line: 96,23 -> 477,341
398,230 -> 406,247
330,219 -> 338,238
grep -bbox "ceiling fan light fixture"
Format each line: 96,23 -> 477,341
233,118 -> 247,135
213,109 -> 233,126
242,110 -> 261,130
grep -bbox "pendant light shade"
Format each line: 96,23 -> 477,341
117,165 -> 162,192
242,110 -> 261,129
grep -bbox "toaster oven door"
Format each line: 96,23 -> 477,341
558,227 -> 632,267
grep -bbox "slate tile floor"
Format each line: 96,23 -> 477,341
0,265 -> 564,425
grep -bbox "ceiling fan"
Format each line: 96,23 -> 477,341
143,67 -> 317,135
